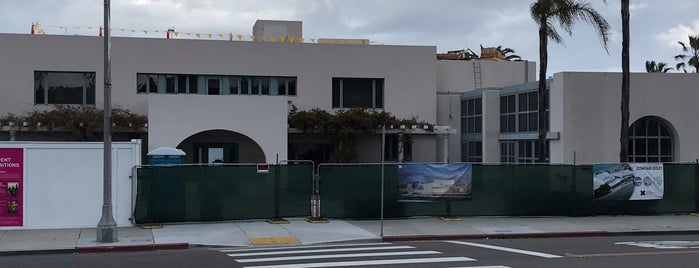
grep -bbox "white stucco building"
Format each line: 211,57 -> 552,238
458,72 -> 699,164
2,20 -> 694,164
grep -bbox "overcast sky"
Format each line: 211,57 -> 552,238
2,0 -> 698,75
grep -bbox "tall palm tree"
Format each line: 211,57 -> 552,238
674,34 -> 699,73
619,0 -> 630,163
645,60 -> 672,73
530,0 -> 610,162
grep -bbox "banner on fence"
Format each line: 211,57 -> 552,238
593,163 -> 664,201
397,163 -> 472,201
0,148 -> 23,226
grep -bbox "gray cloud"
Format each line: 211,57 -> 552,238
2,0 -> 698,74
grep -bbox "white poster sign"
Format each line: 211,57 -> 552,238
593,163 -> 663,200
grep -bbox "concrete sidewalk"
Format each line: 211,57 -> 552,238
1,214 -> 699,255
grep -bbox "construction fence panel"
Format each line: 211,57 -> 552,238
133,164 -> 312,224
318,163 -> 698,219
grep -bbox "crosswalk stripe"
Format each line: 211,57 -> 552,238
219,242 -> 393,253
227,246 -> 414,257
446,266 -> 512,268
235,250 -> 443,263
446,241 -> 562,258
242,257 -> 475,268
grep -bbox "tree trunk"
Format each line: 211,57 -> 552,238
619,0 -> 630,163
537,24 -> 548,163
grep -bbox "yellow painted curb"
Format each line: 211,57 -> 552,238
305,217 -> 329,223
249,236 -> 299,245
690,213 -> 699,217
140,224 -> 163,229
266,218 -> 290,224
439,217 -> 462,221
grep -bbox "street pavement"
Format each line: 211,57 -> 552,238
1,214 -> 699,255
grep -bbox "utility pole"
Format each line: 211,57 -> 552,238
97,0 -> 117,243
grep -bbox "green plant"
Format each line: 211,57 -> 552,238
0,113 -> 22,127
1,105 -> 147,140
288,105 -> 431,163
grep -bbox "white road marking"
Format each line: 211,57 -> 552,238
616,241 -> 699,249
446,241 -> 562,258
235,250 -> 442,263
219,242 -> 392,253
227,246 -> 415,257
447,266 -> 512,268
242,257 -> 475,268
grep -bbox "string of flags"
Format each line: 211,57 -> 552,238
29,22 -> 372,45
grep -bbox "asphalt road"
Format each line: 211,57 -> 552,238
2,234 -> 699,268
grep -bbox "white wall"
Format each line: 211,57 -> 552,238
435,93 -> 461,162
147,95 -> 288,164
437,60 -> 536,92
550,72 -> 699,164
482,90 -> 501,163
0,140 -> 141,229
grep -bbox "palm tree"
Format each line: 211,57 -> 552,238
645,60 -> 672,73
619,0 -> 630,163
496,46 -> 523,61
674,34 -> 699,73
530,0 -> 610,162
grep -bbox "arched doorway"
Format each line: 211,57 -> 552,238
628,117 -> 674,163
177,129 -> 265,164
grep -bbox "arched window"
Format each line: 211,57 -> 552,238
628,117 -> 673,162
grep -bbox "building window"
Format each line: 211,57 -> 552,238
207,77 -> 221,95
34,71 -> 95,105
137,73 -> 297,96
332,78 -> 384,109
500,91 -> 541,133
500,95 -> 516,132
500,140 -> 549,163
518,91 -> 538,132
628,117 -> 673,162
461,141 -> 482,162
384,134 -> 412,162
461,97 -> 482,134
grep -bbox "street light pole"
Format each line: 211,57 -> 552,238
380,125 -> 385,237
97,0 -> 117,243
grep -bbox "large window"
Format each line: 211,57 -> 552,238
517,91 -> 538,132
461,97 -> 482,134
629,117 -> 673,162
137,73 -> 297,96
332,78 -> 384,109
34,71 -> 95,105
500,95 -> 516,132
461,141 -> 482,162
500,91 -> 539,133
501,140 -> 549,163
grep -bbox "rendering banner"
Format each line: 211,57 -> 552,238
593,163 -> 664,201
0,148 -> 23,226
397,163 -> 472,201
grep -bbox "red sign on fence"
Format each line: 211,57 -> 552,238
0,148 -> 23,226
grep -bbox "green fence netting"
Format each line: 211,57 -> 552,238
318,163 -> 698,219
134,164 -> 313,224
